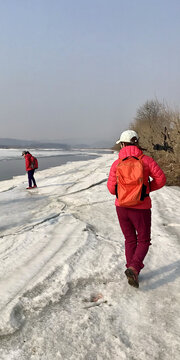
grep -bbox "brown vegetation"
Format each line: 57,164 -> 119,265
113,99 -> 180,186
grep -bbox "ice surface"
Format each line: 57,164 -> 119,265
0,154 -> 179,359
0,148 -> 103,161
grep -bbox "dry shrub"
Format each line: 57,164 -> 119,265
112,99 -> 180,186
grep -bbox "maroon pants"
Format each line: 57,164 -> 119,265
116,206 -> 151,273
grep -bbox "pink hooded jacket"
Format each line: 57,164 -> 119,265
107,146 -> 166,209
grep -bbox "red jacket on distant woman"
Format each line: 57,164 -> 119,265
24,153 -> 34,171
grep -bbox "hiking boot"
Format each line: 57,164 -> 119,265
26,187 -> 33,189
32,185 -> 37,188
125,267 -> 139,288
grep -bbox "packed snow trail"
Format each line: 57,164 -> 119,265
0,154 -> 179,359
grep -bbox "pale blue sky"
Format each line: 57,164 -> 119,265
0,0 -> 180,144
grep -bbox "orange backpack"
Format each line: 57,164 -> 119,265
116,154 -> 147,207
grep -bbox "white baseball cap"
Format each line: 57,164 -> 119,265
116,130 -> 139,144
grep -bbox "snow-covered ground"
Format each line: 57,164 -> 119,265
0,153 -> 179,360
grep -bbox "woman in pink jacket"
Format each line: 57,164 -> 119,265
107,130 -> 166,288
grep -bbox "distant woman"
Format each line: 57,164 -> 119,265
107,130 -> 166,288
22,151 -> 37,189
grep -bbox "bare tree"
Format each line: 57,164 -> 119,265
130,99 -> 180,185
131,99 -> 171,151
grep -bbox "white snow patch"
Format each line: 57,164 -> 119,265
0,154 -> 179,360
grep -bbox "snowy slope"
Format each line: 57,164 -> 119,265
0,154 -> 179,360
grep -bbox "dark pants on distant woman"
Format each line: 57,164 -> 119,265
116,206 -> 151,274
28,170 -> 37,187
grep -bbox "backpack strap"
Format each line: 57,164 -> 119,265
122,154 -> 144,162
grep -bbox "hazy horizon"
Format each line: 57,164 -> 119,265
1,0 -> 180,144
0,136 -> 113,147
